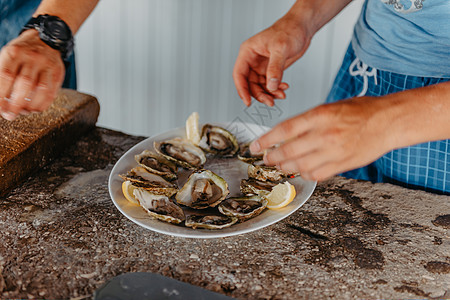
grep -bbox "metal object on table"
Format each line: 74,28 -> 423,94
94,272 -> 235,300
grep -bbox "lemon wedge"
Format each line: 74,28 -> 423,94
186,112 -> 201,145
122,181 -> 140,205
265,181 -> 296,209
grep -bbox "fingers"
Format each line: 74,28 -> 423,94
279,82 -> 289,90
233,49 -> 252,106
263,132 -> 321,166
249,70 -> 274,106
247,70 -> 290,107
0,49 -> 20,119
250,113 -> 313,153
27,70 -> 59,112
6,65 -> 39,117
257,75 -> 286,99
277,148 -> 344,181
266,50 -> 287,92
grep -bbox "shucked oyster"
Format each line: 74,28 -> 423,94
240,178 -> 278,196
133,188 -> 185,225
248,161 -> 294,182
176,170 -> 229,209
237,143 -> 263,163
119,166 -> 178,196
218,195 -> 268,222
154,138 -> 206,170
185,214 -> 237,230
198,124 -> 239,157
135,150 -> 178,181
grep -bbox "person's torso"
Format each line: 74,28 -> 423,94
352,0 -> 450,77
0,0 -> 41,48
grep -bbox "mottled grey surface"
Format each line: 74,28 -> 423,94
0,128 -> 449,299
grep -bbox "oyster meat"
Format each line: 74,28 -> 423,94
218,195 -> 268,221
176,170 -> 229,209
185,214 -> 237,229
154,138 -> 206,170
198,124 -> 239,157
119,166 -> 178,196
237,143 -> 263,163
133,188 -> 185,224
240,178 -> 278,196
135,150 -> 178,181
248,161 -> 292,182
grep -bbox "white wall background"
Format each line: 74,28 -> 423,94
75,0 -> 363,137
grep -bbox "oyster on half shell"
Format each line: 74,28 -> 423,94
240,178 -> 278,196
176,170 -> 229,209
218,195 -> 268,222
133,188 -> 185,224
185,214 -> 238,229
198,124 -> 239,157
119,166 -> 178,197
248,161 -> 294,182
135,150 -> 178,181
237,143 -> 263,163
154,138 -> 206,170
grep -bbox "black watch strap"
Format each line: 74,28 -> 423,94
21,14 -> 74,61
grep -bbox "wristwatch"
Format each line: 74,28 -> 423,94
21,14 -> 74,61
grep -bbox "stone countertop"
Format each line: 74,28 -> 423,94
0,128 -> 448,299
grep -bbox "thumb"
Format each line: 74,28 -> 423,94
266,50 -> 286,92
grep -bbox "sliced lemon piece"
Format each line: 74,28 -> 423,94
186,111 -> 201,145
122,181 -> 140,205
265,181 -> 296,209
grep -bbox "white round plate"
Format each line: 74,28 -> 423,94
109,122 -> 316,239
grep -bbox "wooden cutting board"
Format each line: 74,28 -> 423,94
0,89 -> 100,197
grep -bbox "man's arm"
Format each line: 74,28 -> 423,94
283,0 -> 354,38
0,0 -> 99,121
33,0 -> 99,34
253,81 -> 450,181
233,0 -> 353,106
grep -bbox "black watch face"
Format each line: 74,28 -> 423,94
43,17 -> 70,41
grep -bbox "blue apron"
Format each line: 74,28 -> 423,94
0,0 -> 76,89
326,44 -> 450,195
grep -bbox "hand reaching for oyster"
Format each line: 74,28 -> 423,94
119,112 -> 298,230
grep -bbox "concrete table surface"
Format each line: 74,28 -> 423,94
0,128 -> 448,299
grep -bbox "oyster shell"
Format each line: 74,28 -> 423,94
176,170 -> 229,209
240,178 -> 278,196
119,166 -> 178,196
248,161 -> 293,182
133,188 -> 185,224
237,143 -> 263,163
198,124 -> 239,157
135,150 -> 178,181
185,214 -> 238,229
154,138 -> 206,170
218,195 -> 268,221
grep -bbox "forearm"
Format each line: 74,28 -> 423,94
282,0 -> 353,38
377,81 -> 450,150
33,0 -> 99,34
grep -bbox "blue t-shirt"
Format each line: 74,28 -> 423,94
352,0 -> 450,78
0,0 -> 41,48
0,0 -> 77,89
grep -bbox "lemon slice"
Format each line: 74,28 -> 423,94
186,112 -> 201,145
265,181 -> 296,209
122,181 -> 140,205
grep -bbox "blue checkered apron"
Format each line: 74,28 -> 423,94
326,45 -> 450,195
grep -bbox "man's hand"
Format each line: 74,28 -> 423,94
0,29 -> 64,120
250,97 -> 393,181
233,16 -> 311,107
